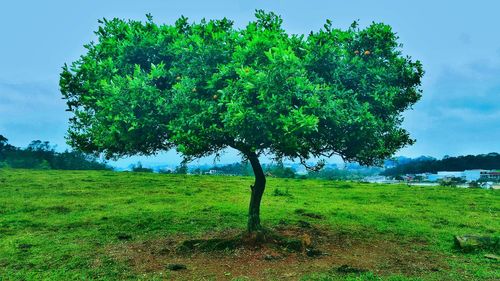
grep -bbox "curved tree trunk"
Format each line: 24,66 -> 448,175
247,152 -> 266,232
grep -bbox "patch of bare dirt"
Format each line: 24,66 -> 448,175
106,225 -> 446,280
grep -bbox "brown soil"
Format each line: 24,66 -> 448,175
106,225 -> 446,280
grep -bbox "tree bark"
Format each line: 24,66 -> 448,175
247,151 -> 266,232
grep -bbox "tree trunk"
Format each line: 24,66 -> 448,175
247,152 -> 266,232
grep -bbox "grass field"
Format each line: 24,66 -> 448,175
0,169 -> 498,280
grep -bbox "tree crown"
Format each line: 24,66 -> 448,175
60,10 -> 423,166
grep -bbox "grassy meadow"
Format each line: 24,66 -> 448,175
0,169 -> 498,280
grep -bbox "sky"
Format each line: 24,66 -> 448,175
0,0 -> 499,168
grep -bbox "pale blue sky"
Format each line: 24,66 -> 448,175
1,0 -> 499,167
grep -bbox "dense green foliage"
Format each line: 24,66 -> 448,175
383,153 -> 500,176
60,10 -> 423,166
0,170 -> 498,280
0,135 -> 109,170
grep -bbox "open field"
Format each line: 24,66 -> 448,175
0,169 -> 498,280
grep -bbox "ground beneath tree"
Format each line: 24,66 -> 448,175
105,223 -> 446,280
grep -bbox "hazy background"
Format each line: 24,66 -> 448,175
1,0 -> 499,168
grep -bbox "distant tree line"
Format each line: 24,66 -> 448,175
187,161 -> 381,180
382,153 -> 500,176
188,162 -> 251,176
188,162 -> 297,178
129,162 -> 189,174
130,162 -> 154,173
0,135 -> 110,170
308,166 -> 382,180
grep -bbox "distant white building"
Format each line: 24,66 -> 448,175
424,171 -> 465,182
480,171 -> 500,181
363,176 -> 398,184
423,170 -> 498,183
437,171 -> 465,179
463,170 -> 487,181
363,176 -> 386,183
427,174 -> 440,182
480,182 -> 494,189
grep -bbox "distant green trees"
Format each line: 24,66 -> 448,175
382,153 -> 500,176
131,162 -> 153,172
189,162 -> 252,176
265,164 -> 296,178
174,163 -> 188,174
190,162 -> 382,180
308,166 -> 381,180
0,135 -> 14,166
0,135 -> 109,170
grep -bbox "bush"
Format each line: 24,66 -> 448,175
272,187 -> 292,197
439,177 -> 465,187
468,180 -> 481,188
36,160 -> 51,170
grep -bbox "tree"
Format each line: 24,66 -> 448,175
0,134 -> 10,167
131,161 -> 153,173
266,164 -> 296,178
0,135 -> 8,148
60,11 -> 423,232
174,163 -> 188,174
0,135 -> 12,161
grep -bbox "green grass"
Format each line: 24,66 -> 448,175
0,169 -> 498,280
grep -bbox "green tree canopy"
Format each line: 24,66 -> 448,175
60,11 -> 423,231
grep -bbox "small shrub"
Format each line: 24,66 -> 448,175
272,188 -> 291,197
294,209 -> 324,219
439,177 -> 465,187
36,160 -> 51,170
116,233 -> 132,241
468,181 -> 480,188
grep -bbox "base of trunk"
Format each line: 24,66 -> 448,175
246,152 -> 266,233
